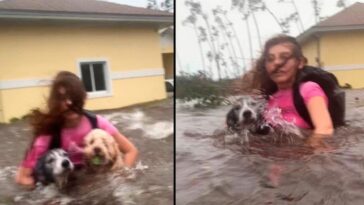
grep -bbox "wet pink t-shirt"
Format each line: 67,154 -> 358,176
266,81 -> 328,129
21,115 -> 118,169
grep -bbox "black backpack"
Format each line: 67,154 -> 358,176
292,66 -> 346,128
49,110 -> 98,149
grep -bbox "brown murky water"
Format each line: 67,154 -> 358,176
176,89 -> 364,205
0,98 -> 173,205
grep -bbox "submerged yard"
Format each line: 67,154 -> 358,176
176,89 -> 364,205
0,97 -> 174,205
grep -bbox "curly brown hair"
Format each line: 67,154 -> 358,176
29,71 -> 87,139
241,34 -> 305,97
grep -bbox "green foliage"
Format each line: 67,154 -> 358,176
9,117 -> 20,123
176,71 -> 232,107
340,83 -> 352,89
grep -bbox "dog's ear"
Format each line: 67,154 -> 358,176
34,154 -> 54,184
226,107 -> 238,129
111,141 -> 120,161
110,140 -> 123,170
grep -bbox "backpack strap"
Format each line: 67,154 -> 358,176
49,110 -> 98,149
49,126 -> 62,149
83,110 -> 98,129
293,66 -> 345,128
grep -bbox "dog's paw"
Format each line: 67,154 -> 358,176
255,124 -> 272,135
224,133 -> 238,144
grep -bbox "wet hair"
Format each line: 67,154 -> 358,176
251,34 -> 305,97
27,71 -> 86,146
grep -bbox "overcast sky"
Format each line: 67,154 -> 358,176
103,0 -> 363,78
176,0 -> 364,78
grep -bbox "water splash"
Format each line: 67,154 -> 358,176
144,122 -> 173,139
101,110 -> 173,139
264,107 -> 303,139
176,99 -> 201,109
0,166 -> 17,180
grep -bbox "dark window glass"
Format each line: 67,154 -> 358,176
81,64 -> 92,92
93,63 -> 106,91
165,82 -> 173,92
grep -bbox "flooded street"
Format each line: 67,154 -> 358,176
176,89 -> 364,205
0,97 -> 174,205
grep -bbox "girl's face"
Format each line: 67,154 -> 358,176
265,42 -> 304,89
58,87 -> 81,121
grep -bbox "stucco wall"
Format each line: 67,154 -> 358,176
0,21 -> 167,122
301,37 -> 319,66
301,30 -> 364,88
0,91 -> 3,122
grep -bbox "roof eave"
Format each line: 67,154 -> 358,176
0,10 -> 173,25
297,24 -> 364,44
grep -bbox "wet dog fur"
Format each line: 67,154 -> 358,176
226,96 -> 271,143
83,129 -> 123,172
33,148 -> 74,189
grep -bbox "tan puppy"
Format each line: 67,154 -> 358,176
83,129 -> 123,171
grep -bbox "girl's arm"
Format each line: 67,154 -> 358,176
112,132 -> 138,167
305,95 -> 334,151
15,136 -> 49,188
306,96 -> 334,135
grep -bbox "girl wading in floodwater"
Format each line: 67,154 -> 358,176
15,71 -> 138,188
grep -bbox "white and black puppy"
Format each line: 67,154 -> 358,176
226,96 -> 271,143
33,148 -> 74,189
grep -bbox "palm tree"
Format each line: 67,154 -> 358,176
185,0 -> 223,80
261,2 -> 285,33
291,0 -> 304,32
213,7 -> 240,77
216,7 -> 247,75
311,0 -> 321,24
248,0 -> 263,49
182,12 -> 209,75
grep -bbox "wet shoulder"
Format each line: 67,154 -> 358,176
299,81 -> 322,93
96,115 -> 118,135
33,135 -> 51,147
299,81 -> 327,103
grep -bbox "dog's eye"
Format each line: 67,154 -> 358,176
90,139 -> 94,144
233,105 -> 241,110
47,158 -> 54,164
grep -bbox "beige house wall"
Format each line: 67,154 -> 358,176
0,21 -> 167,122
301,30 -> 364,88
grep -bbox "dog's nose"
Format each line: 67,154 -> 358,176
94,147 -> 101,154
243,110 -> 252,119
62,160 -> 70,168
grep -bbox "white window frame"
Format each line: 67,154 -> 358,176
77,58 -> 112,98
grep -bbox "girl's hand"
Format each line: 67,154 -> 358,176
305,134 -> 333,153
15,167 -> 35,189
68,141 -> 84,154
112,132 -> 139,168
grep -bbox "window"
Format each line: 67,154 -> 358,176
79,61 -> 111,97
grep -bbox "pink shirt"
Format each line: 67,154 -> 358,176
21,115 -> 118,169
266,81 -> 328,129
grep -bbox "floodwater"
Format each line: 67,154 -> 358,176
0,98 -> 174,205
176,89 -> 364,205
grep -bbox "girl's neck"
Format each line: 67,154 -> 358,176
63,114 -> 83,128
277,80 -> 294,90
277,84 -> 292,90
